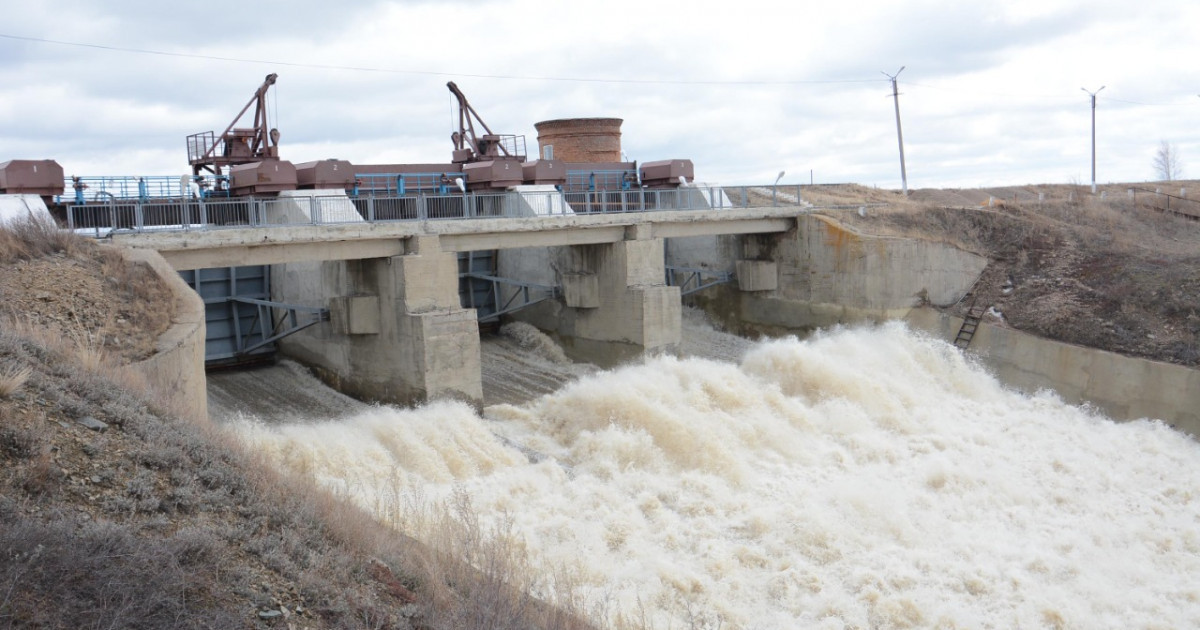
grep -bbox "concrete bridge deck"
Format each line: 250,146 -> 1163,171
113,206 -> 803,271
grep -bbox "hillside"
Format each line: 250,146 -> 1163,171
813,181 -> 1200,366
0,220 -> 591,630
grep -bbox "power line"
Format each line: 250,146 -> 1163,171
0,32 -> 883,86
906,80 -> 1182,107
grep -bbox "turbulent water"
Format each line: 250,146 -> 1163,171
221,319 -> 1200,629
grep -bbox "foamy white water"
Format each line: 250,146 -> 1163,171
233,323 -> 1200,629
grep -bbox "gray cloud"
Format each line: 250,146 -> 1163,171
1,0 -> 1198,188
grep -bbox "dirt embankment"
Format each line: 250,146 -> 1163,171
815,182 -> 1200,366
0,221 -> 592,630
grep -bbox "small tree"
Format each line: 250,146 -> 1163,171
1153,140 -> 1182,181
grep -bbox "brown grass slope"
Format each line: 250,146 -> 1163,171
0,221 -> 594,630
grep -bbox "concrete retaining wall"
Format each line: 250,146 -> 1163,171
684,214 -> 987,336
123,248 -> 208,424
907,308 -> 1200,434
772,215 -> 987,310
675,213 -> 1200,431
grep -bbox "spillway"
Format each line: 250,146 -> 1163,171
214,317 -> 1200,629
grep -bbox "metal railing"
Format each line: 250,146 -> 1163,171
66,185 -> 809,236
565,169 -> 638,192
1127,186 -> 1200,220
491,134 -> 526,160
354,172 -> 462,196
57,174 -> 232,204
186,131 -> 217,163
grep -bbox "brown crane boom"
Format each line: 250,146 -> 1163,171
187,73 -> 281,177
447,81 -> 525,164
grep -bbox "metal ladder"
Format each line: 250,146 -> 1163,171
954,299 -> 986,349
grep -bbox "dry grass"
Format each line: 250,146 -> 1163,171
70,332 -> 109,372
0,366 -> 31,398
381,488 -> 596,630
0,215 -> 77,263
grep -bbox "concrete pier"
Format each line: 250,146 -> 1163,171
500,224 -> 681,366
273,235 -> 482,406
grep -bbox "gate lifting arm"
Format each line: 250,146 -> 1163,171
665,266 -> 733,296
227,297 -> 329,356
188,73 -> 281,178
461,272 -> 560,322
447,81 -> 525,164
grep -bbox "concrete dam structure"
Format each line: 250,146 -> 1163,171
116,198 -> 799,406
112,195 -> 1200,429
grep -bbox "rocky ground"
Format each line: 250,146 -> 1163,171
0,234 -> 170,363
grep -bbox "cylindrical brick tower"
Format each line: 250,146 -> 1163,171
534,118 -> 623,162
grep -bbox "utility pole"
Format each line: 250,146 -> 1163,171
882,66 -> 908,195
1082,85 -> 1105,194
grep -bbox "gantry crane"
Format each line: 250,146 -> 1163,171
186,73 -> 281,180
447,81 -> 526,164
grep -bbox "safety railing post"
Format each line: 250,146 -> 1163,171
135,201 -> 144,232
200,198 -> 208,231
368,197 -> 375,222
418,194 -> 427,221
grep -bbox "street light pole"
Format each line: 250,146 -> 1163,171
882,67 -> 908,195
1082,86 -> 1105,194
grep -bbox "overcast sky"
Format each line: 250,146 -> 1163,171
2,0 -> 1198,189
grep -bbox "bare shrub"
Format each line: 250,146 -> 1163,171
0,519 -> 245,629
19,451 -> 64,497
0,424 -> 43,460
